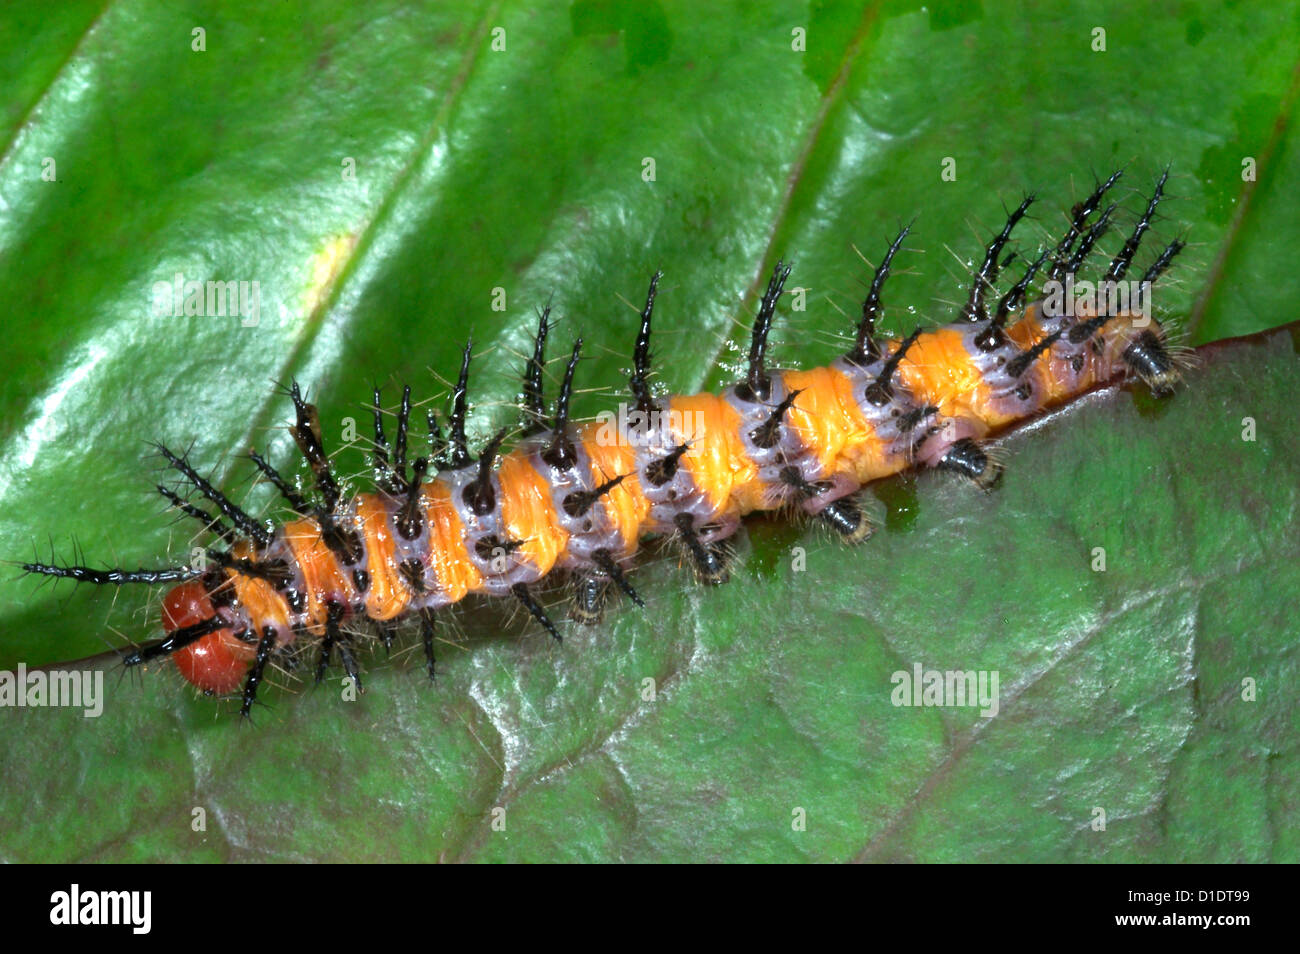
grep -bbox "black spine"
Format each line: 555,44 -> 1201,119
848,224 -> 910,365
630,271 -> 662,414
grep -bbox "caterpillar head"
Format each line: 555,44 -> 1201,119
161,581 -> 252,695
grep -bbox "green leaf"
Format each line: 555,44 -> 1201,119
1,0 -> 1298,862
2,324 -> 1297,862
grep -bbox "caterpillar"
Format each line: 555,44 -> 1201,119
20,169 -> 1186,718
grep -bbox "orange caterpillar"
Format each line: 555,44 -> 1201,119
23,170 -> 1185,716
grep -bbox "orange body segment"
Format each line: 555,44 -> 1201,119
577,420 -> 648,553
668,392 -> 752,514
424,478 -> 482,601
281,517 -> 360,635
497,451 -> 568,583
355,492 -> 411,621
781,366 -> 881,481
897,329 -> 984,418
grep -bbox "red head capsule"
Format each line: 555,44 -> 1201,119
161,581 -> 251,695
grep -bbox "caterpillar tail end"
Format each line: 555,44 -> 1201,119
1123,329 -> 1182,397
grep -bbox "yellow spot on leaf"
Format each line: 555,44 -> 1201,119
303,233 -> 358,315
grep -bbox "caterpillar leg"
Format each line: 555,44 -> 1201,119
673,513 -> 730,585
419,608 -> 437,682
273,642 -> 301,674
312,602 -> 362,692
778,464 -> 875,543
569,550 -> 645,624
511,582 -> 562,643
314,602 -> 342,685
594,549 -> 643,608
936,438 -> 1003,490
336,635 -> 363,694
569,573 -> 610,625
239,626 -> 279,719
315,633 -> 334,684
817,495 -> 874,543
